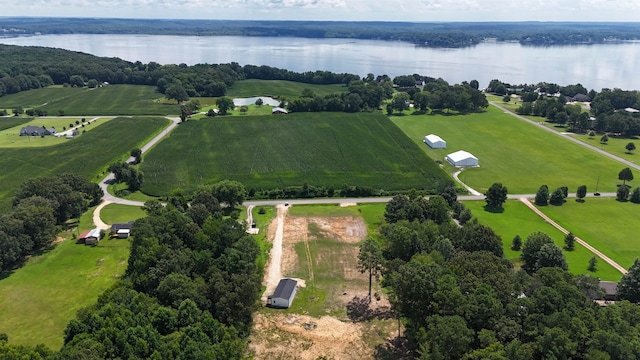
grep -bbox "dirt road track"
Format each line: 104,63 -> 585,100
262,204 -> 288,301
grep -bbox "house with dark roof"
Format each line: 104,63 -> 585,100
110,221 -> 135,238
572,94 -> 591,102
599,281 -> 618,301
267,278 -> 298,308
20,126 -> 56,136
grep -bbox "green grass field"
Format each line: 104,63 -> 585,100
100,204 -> 146,225
0,86 -> 180,116
464,200 -> 622,281
0,208 -> 130,349
0,87 -> 81,109
140,112 -> 450,196
571,133 -> 640,163
0,116 -> 170,212
536,198 -> 640,272
0,117 -> 112,148
391,105 -> 627,194
225,79 -> 347,98
0,117 -> 31,131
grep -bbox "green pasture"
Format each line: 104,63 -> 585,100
3,85 -> 180,116
225,79 -> 346,98
140,112 -> 450,196
100,204 -> 146,225
107,182 -> 159,202
571,133 -> 640,163
0,87 -> 81,109
391,105 -> 626,194
464,200 -> 621,281
0,116 -> 170,212
0,117 -> 112,148
537,197 -> 640,272
0,117 -> 31,131
0,208 -> 130,349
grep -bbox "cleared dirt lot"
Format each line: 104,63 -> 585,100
250,212 -> 397,359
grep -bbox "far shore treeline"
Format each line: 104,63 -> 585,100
2,18 -> 640,47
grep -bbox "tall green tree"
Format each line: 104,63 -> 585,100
484,183 -> 508,209
521,231 -> 555,273
626,142 -> 636,153
211,180 -> 246,208
618,258 -> 640,302
630,187 -> 640,203
618,167 -> 634,186
617,185 -> 630,201
549,188 -> 565,206
130,147 -> 142,164
357,238 -> 384,300
216,96 -> 234,115
576,185 -> 587,201
165,84 -> 189,104
535,185 -> 549,206
564,232 -> 575,251
390,92 -> 410,112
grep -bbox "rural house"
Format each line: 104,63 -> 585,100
598,281 -> 618,302
267,278 -> 298,308
424,134 -> 446,149
110,221 -> 135,238
20,126 -> 56,136
446,150 -> 479,167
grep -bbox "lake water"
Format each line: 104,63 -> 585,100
2,34 -> 640,91
233,97 -> 280,106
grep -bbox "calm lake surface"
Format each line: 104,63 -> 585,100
2,34 -> 640,91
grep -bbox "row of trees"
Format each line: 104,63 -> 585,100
0,174 -> 102,273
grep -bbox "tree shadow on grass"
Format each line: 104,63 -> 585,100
346,295 -> 393,322
373,337 -> 413,360
483,205 -> 504,213
575,198 -> 586,203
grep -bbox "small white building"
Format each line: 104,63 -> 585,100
267,278 -> 298,308
446,150 -> 479,167
424,134 -> 446,149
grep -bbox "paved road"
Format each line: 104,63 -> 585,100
490,101 -> 640,172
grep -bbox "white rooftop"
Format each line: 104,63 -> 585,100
425,134 -> 445,143
447,150 -> 478,162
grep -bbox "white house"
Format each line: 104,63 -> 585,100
267,278 -> 298,308
446,150 -> 479,167
424,134 -> 446,149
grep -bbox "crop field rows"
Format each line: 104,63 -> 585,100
225,79 -> 347,98
0,116 -> 170,212
0,85 -> 179,116
140,112 -> 450,196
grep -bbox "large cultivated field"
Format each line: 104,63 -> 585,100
140,112 -> 450,196
392,106 -> 626,194
0,116 -> 170,212
0,85 -> 179,116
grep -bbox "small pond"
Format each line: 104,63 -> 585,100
233,96 -> 281,106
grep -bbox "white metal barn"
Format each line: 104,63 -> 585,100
267,278 -> 298,308
424,134 -> 446,149
446,150 -> 479,167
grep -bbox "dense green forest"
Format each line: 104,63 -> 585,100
2,18 -> 640,47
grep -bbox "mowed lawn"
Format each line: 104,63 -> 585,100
0,117 -> 112,148
391,105 -> 626,194
0,85 -> 180,116
100,203 -> 147,225
464,200 -> 622,281
140,112 -> 450,196
0,116 -> 170,212
537,198 -> 640,272
225,79 -> 347,98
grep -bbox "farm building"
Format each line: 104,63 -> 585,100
424,134 -> 446,149
20,126 -> 56,136
81,228 -> 104,246
267,278 -> 298,308
110,221 -> 134,238
446,150 -> 479,167
599,281 -> 618,301
272,107 -> 288,115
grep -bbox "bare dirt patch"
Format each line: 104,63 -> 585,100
252,213 -> 399,359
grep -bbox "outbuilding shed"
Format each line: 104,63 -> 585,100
267,278 -> 298,308
84,228 -> 104,246
424,134 -> 446,149
446,150 -> 479,167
